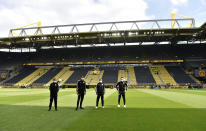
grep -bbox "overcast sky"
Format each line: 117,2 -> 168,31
0,0 -> 205,37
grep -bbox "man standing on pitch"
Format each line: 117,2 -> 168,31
95,79 -> 105,109
76,76 -> 86,110
48,78 -> 59,111
116,77 -> 127,108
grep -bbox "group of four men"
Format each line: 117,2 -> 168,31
48,77 -> 128,111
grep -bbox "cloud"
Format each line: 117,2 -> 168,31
171,8 -> 178,13
170,0 -> 188,5
200,0 -> 206,5
0,0 -> 150,37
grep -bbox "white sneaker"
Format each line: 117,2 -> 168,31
96,106 -> 98,109
124,105 -> 126,108
117,105 -> 120,108
102,106 -> 104,108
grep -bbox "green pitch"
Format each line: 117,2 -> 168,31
0,88 -> 206,131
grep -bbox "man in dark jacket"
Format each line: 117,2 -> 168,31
95,79 -> 105,109
76,76 -> 86,110
48,78 -> 59,111
116,77 -> 127,108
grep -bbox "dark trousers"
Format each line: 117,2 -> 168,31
76,93 -> 84,108
96,94 -> 104,107
118,92 -> 126,105
49,93 -> 57,109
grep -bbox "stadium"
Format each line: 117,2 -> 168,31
1,1 -> 206,130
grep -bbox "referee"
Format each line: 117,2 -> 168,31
76,76 -> 86,110
95,79 -> 105,109
48,78 -> 59,111
116,77 -> 128,108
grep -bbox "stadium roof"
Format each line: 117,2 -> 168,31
0,18 -> 205,49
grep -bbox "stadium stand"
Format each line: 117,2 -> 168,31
45,67 -> 74,86
4,66 -> 36,86
0,44 -> 205,65
1,44 -> 206,69
187,73 -> 201,84
134,66 -> 156,84
149,66 -> 163,85
126,66 -> 137,85
159,65 -> 178,85
85,67 -> 104,85
1,44 -> 206,88
150,65 -> 177,85
14,67 -> 51,86
165,66 -> 196,84
100,67 -> 119,84
1,65 -> 202,87
30,44 -> 206,62
32,68 -> 62,86
64,67 -> 93,84
118,69 -> 128,82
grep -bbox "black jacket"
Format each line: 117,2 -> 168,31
116,81 -> 127,92
96,82 -> 105,95
49,82 -> 59,94
77,80 -> 86,94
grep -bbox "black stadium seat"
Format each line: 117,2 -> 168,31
4,67 -> 36,85
65,67 -> 93,84
32,68 -> 62,86
100,67 -> 119,84
165,66 -> 196,84
134,66 -> 155,84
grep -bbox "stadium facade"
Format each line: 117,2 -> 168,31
0,19 -> 206,88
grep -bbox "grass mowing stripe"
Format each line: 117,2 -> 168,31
0,89 -> 47,94
140,89 -> 206,108
0,89 -> 115,131
13,89 -> 95,107
1,89 -> 206,131
130,89 -> 189,108
0,105 -> 87,131
62,89 -> 116,131
160,89 -> 206,96
0,89 -> 79,131
12,91 -> 75,106
0,89 -> 76,105
0,88 -> 45,91
0,89 -> 75,97
66,89 -> 206,131
0,90 -> 49,97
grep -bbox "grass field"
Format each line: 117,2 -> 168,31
0,88 -> 206,131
